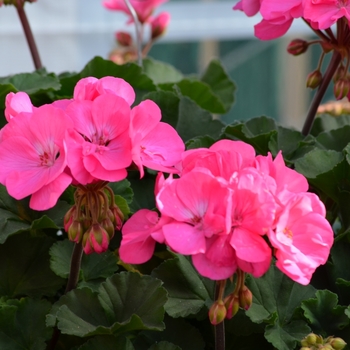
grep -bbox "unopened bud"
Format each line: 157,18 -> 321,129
82,223 -> 110,255
101,217 -> 115,239
334,78 -> 350,100
115,31 -> 133,46
209,300 -> 227,325
330,337 -> 347,350
287,39 -> 308,56
150,12 -> 171,40
110,205 -> 124,230
306,333 -> 318,345
224,294 -> 240,319
64,206 -> 76,232
239,286 -> 252,310
307,70 -> 322,89
333,65 -> 347,83
67,220 -> 83,243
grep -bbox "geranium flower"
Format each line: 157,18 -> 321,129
0,105 -> 73,210
65,93 -> 132,184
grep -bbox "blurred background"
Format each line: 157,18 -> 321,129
0,0 -> 334,130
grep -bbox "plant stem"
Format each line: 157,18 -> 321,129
214,281 -> 225,350
16,0 -> 43,70
65,241 -> 84,293
302,50 -> 342,136
123,0 -> 143,66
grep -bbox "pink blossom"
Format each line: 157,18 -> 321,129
103,0 -> 168,23
303,0 -> 350,30
233,0 -> 261,16
73,76 -> 135,106
268,192 -> 334,285
65,93 -> 132,184
150,12 -> 171,39
130,99 -> 185,178
0,105 -> 73,210
5,92 -> 34,122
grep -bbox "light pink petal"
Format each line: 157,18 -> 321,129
5,92 -> 34,121
162,222 -> 206,255
29,172 -> 72,210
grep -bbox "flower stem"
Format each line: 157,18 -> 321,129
302,50 -> 342,136
65,241 -> 84,293
123,0 -> 143,66
214,281 -> 225,350
16,0 -> 43,70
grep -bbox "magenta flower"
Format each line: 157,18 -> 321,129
103,0 -> 168,23
268,192 -> 334,285
73,76 -> 135,106
150,12 -> 171,39
0,105 -> 73,210
65,93 -> 132,184
233,0 -> 261,16
130,99 -> 185,178
5,91 -> 35,122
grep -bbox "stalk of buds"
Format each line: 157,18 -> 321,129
64,183 -> 124,254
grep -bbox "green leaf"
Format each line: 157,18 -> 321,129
108,180 -> 134,204
49,240 -> 118,286
78,336 -> 135,350
222,116 -> 277,155
301,290 -> 349,334
311,114 -> 350,136
176,96 -> 224,141
0,71 -> 61,107
246,265 -> 315,350
185,135 -> 216,150
294,149 -> 350,201
151,255 -> 212,318
0,233 -> 64,297
0,298 -> 52,350
0,184 -> 71,243
201,59 -> 235,113
51,272 -> 167,337
133,316 -> 205,350
315,126 -> 350,151
143,90 -> 180,129
148,341 -> 181,350
170,79 -> 226,114
142,58 -> 183,85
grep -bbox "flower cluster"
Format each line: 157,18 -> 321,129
0,76 -> 184,253
103,0 -> 170,63
120,140 -> 334,285
234,0 -> 350,100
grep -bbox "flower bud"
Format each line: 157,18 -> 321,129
208,300 -> 227,325
287,39 -> 308,56
305,333 -> 318,345
115,31 -> 133,47
150,12 -> 171,40
306,70 -> 322,89
67,220 -> 84,243
330,337 -> 347,350
110,205 -> 124,230
101,217 -> 115,239
224,294 -> 240,319
82,223 -> 110,254
64,206 -> 76,232
333,78 -> 350,100
239,286 -> 252,310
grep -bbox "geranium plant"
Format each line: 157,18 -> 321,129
0,0 -> 349,350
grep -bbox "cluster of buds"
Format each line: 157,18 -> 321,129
300,333 -> 346,350
209,270 -> 253,325
64,183 -> 124,254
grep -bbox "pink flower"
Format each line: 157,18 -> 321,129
65,93 -> 132,184
103,0 -> 168,24
73,76 -> 135,106
233,0 -> 261,16
130,99 -> 185,178
268,192 -> 334,285
303,0 -> 350,30
4,92 -> 35,122
150,12 -> 171,39
0,105 -> 73,210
